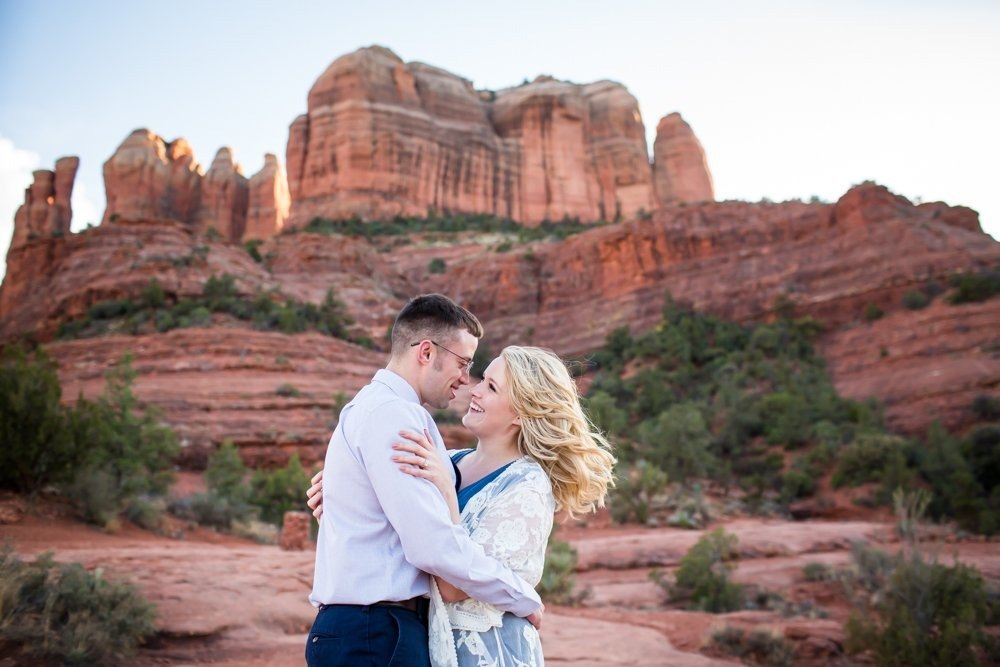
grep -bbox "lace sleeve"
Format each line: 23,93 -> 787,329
466,466 -> 555,586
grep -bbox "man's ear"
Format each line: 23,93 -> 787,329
415,340 -> 433,367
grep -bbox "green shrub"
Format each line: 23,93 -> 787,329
244,239 -> 264,262
124,495 -> 166,532
65,354 -> 179,526
0,345 -> 84,494
832,433 -> 907,488
863,303 -> 884,322
901,290 -> 930,310
667,528 -> 742,612
537,534 -> 582,604
638,403 -> 715,485
584,391 -> 627,436
170,492 -> 256,530
711,626 -> 795,666
845,549 -> 993,666
428,257 -> 447,274
947,268 -> 1000,304
205,440 -> 248,500
781,470 -> 816,503
803,562 -> 833,582
275,383 -> 301,397
0,548 -> 156,665
141,279 -> 167,309
249,454 -> 310,526
971,394 -> 1000,421
609,461 -> 668,525
759,391 -> 812,448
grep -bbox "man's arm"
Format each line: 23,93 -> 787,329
360,401 -> 542,617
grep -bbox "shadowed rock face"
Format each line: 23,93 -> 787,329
285,47 -> 662,228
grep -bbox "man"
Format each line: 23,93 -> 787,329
306,294 -> 543,666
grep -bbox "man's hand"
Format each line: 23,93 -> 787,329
526,603 -> 544,630
306,469 -> 324,520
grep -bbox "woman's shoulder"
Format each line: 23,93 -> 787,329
506,458 -> 552,492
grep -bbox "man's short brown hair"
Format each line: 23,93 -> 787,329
390,294 -> 483,356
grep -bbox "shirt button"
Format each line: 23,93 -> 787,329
312,636 -> 318,643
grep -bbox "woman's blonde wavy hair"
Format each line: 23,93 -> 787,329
500,346 -> 616,518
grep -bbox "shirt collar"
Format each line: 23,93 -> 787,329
373,368 -> 421,405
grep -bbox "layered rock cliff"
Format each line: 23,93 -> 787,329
101,129 -> 288,242
285,46 -> 670,227
1,181 -> 996,454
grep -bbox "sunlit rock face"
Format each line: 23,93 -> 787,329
196,147 -> 249,242
652,112 -> 714,206
11,156 -> 79,249
103,129 -> 204,225
285,46 -> 658,228
245,154 -> 290,242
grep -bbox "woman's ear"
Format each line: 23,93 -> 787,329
513,415 -> 522,426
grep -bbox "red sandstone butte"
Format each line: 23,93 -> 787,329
103,129 -> 204,225
245,154 -> 290,242
653,112 -> 714,206
11,157 -> 79,249
196,147 -> 249,242
285,46 -> 661,228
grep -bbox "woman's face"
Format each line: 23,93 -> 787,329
462,357 -> 520,442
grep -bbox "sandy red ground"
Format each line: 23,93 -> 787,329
1,494 -> 997,666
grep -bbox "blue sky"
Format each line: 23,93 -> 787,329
2,1 -> 998,280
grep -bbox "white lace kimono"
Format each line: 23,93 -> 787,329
428,455 -> 555,667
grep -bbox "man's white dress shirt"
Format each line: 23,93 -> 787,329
309,369 -> 541,617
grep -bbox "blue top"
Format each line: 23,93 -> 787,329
452,449 -> 516,513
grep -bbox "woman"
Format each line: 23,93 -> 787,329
310,346 -> 615,666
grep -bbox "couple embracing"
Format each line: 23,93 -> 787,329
305,294 -> 616,666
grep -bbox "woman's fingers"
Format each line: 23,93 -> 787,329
392,453 -> 427,468
398,430 -> 434,451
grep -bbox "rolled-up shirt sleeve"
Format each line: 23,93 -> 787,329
356,399 -> 542,617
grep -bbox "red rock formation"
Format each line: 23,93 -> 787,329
196,147 -> 248,242
10,157 -> 79,248
1,183 -> 996,448
652,113 -> 714,206
103,129 -> 204,224
244,154 -> 289,242
285,47 -> 656,227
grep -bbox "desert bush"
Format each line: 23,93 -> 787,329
803,562 -> 834,582
584,390 -> 627,437
759,391 -> 812,448
275,383 -> 301,397
901,290 -> 930,310
249,454 -> 311,526
638,402 -> 715,485
244,239 -> 264,262
537,533 -> 583,604
863,303 -> 884,322
0,344 -> 84,494
832,433 -> 908,488
124,495 -> 166,532
780,470 -> 816,503
140,278 -> 167,309
428,257 -> 447,274
0,547 -> 156,666
971,394 -> 1000,421
845,549 -> 993,666
664,528 -> 742,612
65,355 -> 179,526
711,626 -> 795,666
608,461 -> 668,525
947,267 -> 1000,304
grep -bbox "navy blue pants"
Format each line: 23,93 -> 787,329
305,604 -> 430,667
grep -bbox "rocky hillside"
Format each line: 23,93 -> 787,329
1,46 -> 997,466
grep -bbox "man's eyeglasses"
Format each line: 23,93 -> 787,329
411,340 -> 474,373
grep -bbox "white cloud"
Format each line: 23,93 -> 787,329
0,137 -> 40,283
